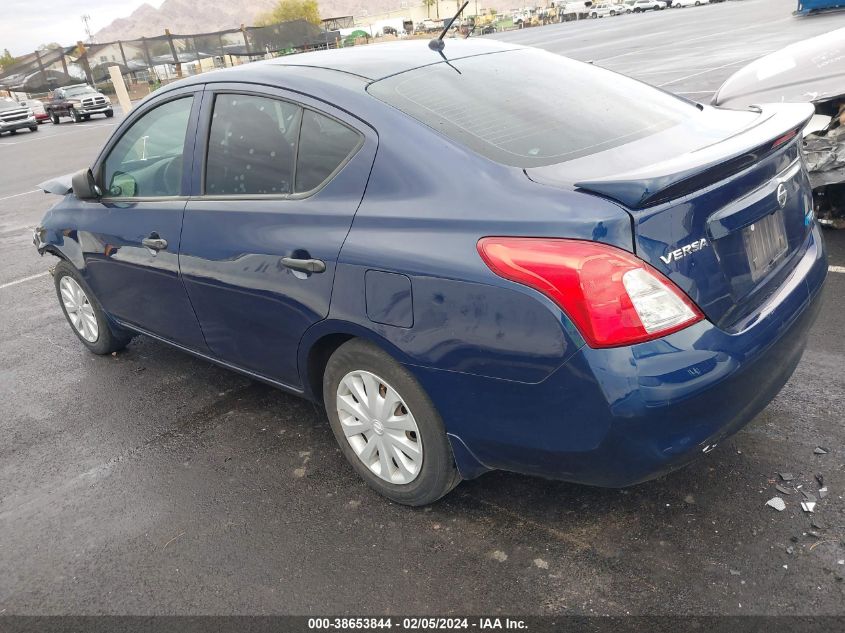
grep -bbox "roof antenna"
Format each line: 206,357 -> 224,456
429,1 -> 469,52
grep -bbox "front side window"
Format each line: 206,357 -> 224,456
205,94 -> 301,195
102,96 -> 193,198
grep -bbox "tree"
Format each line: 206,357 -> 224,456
0,48 -> 15,71
423,0 -> 436,18
257,0 -> 321,26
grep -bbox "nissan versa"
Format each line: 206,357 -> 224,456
33,40 -> 826,505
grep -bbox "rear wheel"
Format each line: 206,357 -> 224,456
49,111 -> 60,124
53,260 -> 133,355
323,339 -> 460,506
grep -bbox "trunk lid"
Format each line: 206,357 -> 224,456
526,103 -> 816,330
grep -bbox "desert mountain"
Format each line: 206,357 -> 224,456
94,0 -> 444,41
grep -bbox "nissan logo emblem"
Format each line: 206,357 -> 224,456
777,183 -> 788,209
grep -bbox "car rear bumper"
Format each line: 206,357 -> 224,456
420,224 -> 827,485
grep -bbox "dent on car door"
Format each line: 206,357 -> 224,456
179,88 -> 377,388
77,89 -> 209,350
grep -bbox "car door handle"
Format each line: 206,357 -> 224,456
142,236 -> 168,251
281,257 -> 326,274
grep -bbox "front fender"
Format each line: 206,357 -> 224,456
33,199 -> 86,269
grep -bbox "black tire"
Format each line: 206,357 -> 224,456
323,339 -> 460,506
9,129 -> 16,135
105,109 -> 114,118
29,125 -> 37,132
82,115 -> 90,121
49,111 -> 60,124
53,260 -> 133,355
70,108 -> 81,123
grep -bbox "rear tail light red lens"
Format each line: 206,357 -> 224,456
477,237 -> 704,348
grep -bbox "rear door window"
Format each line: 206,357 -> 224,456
295,110 -> 363,193
368,48 -> 697,168
205,94 -> 301,195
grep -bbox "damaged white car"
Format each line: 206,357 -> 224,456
713,27 -> 845,228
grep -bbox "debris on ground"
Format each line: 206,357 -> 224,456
802,490 -> 817,503
766,497 -> 787,512
776,484 -> 793,496
786,546 -> 794,555
490,550 -> 508,563
819,487 -> 829,499
730,569 -> 741,576
814,447 -> 829,455
779,473 -> 795,481
533,558 -> 549,569
811,518 -> 826,530
801,501 -> 816,513
816,473 -> 825,487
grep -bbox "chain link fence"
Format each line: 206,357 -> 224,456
0,19 -> 341,99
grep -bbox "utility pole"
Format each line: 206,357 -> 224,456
81,14 -> 94,44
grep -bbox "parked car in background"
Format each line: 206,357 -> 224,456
631,0 -> 667,10
44,84 -> 113,124
591,3 -> 620,17
672,0 -> 709,6
20,98 -> 49,123
35,40 -> 826,505
0,97 -> 37,135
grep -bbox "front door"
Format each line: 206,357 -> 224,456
179,86 -> 377,387
81,89 -> 208,351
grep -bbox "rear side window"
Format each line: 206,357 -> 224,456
205,94 -> 301,195
368,48 -> 697,168
295,110 -> 362,193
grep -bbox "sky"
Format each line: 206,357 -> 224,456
2,0 -> 166,57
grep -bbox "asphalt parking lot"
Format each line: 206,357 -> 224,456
1,0 -> 844,617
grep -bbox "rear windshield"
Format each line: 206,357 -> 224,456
368,48 -> 697,167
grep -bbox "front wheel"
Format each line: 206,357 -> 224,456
69,108 -> 81,123
29,125 -> 37,132
323,339 -> 460,506
105,109 -> 114,118
49,111 -> 60,124
53,260 -> 133,355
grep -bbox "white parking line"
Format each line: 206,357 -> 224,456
830,266 -> 845,274
0,189 -> 40,202
0,271 -> 49,290
0,123 -> 116,146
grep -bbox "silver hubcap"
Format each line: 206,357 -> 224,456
336,370 -> 423,485
59,276 -> 98,343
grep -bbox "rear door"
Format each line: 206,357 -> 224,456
81,86 -> 209,350
179,84 -> 377,388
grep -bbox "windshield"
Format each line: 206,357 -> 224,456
64,85 -> 97,97
368,48 -> 697,168
0,98 -> 22,111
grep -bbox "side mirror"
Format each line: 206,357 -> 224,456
71,168 -> 102,200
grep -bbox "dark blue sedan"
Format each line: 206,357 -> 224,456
34,40 -> 827,505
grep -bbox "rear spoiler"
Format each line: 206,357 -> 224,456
568,103 -> 814,209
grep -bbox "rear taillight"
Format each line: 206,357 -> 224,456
477,237 -> 704,348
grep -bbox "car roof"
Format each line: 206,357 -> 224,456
221,39 -> 523,83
